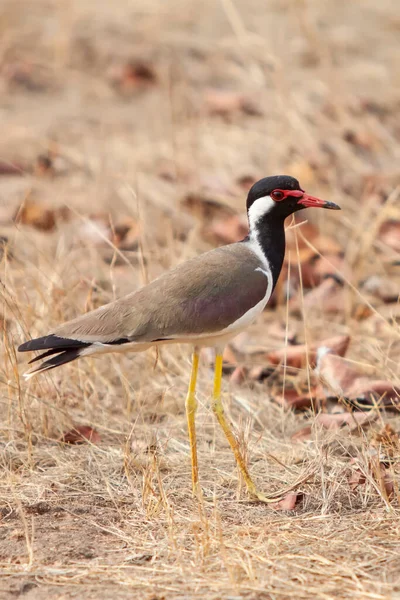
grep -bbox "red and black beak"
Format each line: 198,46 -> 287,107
295,191 -> 340,210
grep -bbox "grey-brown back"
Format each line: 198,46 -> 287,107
53,243 -> 268,344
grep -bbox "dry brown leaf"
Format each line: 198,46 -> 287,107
247,365 -> 275,381
315,411 -> 377,430
273,386 -> 320,411
291,426 -> 313,442
376,462 -> 394,498
343,129 -> 382,152
285,221 -> 319,251
348,464 -> 366,491
372,424 -> 400,458
312,254 -> 349,282
109,61 -> 157,93
222,345 -> 238,367
284,246 -> 316,267
204,89 -> 246,116
349,457 -> 394,499
378,220 -> 400,253
236,174 -> 258,192
206,215 -> 248,244
267,334 -> 350,369
272,492 -> 300,511
2,60 -> 47,91
300,278 -> 345,313
267,322 -> 298,345
349,378 -> 400,399
315,353 -> 356,396
112,217 -> 140,249
267,344 -> 310,369
181,193 -> 234,221
352,303 -> 374,321
363,275 -> 399,303
0,160 -> 25,176
316,352 -> 400,405
229,366 -> 247,385
61,426 -> 101,445
14,198 -> 57,232
286,221 -> 342,254
34,154 -> 54,177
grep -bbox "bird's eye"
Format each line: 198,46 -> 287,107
271,190 -> 285,201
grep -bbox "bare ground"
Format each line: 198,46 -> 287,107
1,0 -> 400,598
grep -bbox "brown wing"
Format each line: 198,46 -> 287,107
47,243 -> 268,344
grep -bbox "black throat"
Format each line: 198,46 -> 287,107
246,214 -> 286,291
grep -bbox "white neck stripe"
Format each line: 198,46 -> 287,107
247,195 -> 275,233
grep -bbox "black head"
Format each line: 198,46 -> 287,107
246,175 -> 340,225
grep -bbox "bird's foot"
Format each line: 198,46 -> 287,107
245,482 -> 283,504
248,489 -> 283,504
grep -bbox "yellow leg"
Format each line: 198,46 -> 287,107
185,349 -> 200,495
211,352 -> 279,503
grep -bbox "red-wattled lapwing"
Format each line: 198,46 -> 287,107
18,175 -> 340,502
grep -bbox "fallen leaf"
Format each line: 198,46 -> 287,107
34,154 -> 54,177
206,214 -> 248,244
109,60 -> 157,93
2,60 -> 48,92
311,254 -> 349,284
348,465 -> 366,490
286,221 -> 342,255
291,426 -> 312,442
352,303 -> 373,321
223,345 -> 238,366
349,378 -> 400,399
236,174 -> 258,191
376,462 -> 394,499
247,365 -> 276,382
112,217 -> 140,250
181,193 -> 234,221
14,198 -> 57,232
298,278 -> 345,313
61,426 -> 101,445
272,492 -> 300,510
267,334 -> 350,369
204,89 -> 248,117
0,160 -> 25,176
371,424 -> 400,459
343,129 -> 381,152
266,322 -> 298,345
363,275 -> 399,303
315,411 -> 377,430
379,220 -> 400,253
316,352 -> 400,406
230,366 -> 247,385
273,386 -> 321,411
349,457 -> 394,499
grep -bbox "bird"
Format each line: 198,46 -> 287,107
18,175 -> 340,502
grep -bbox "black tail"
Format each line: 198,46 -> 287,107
18,335 -> 91,379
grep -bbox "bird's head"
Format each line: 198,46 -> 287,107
246,175 -> 340,228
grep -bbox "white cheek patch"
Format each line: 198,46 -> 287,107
247,195 -> 276,230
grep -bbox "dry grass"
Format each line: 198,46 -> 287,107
1,0 -> 400,598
